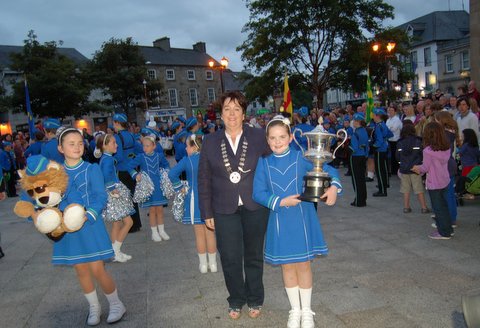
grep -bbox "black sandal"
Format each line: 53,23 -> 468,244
248,305 -> 262,318
228,307 -> 241,320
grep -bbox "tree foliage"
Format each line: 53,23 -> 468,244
238,0 -> 394,106
87,37 -> 162,112
9,30 -> 90,118
332,27 -> 415,94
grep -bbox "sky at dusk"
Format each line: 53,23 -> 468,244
0,0 -> 470,72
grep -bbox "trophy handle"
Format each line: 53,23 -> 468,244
292,128 -> 305,156
332,129 -> 348,159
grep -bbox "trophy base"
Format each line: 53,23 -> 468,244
299,175 -> 331,203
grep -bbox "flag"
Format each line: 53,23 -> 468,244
366,66 -> 374,123
24,79 -> 35,135
282,73 -> 293,118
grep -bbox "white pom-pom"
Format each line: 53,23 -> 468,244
63,205 -> 86,231
36,209 -> 62,233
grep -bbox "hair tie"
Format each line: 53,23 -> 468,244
266,115 -> 290,130
57,127 -> 82,145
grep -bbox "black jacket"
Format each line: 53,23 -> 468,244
198,125 -> 271,219
396,136 -> 423,174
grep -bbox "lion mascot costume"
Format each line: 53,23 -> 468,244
14,155 -> 86,241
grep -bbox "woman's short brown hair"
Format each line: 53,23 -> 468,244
219,91 -> 248,115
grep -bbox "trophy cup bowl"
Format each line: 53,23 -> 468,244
294,128 -> 347,202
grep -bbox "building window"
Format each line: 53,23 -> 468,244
189,88 -> 198,106
187,70 -> 195,80
205,70 -> 213,80
166,69 -> 175,80
168,89 -> 178,107
147,69 -> 156,80
411,51 -> 417,72
207,88 -> 216,103
424,47 -> 431,67
445,55 -> 453,73
461,51 -> 470,70
425,71 -> 432,89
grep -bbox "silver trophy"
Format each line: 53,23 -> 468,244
293,126 -> 347,202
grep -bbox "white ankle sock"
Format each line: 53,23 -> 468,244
84,290 -> 100,306
112,240 -> 122,253
299,287 -> 312,310
198,253 -> 207,266
157,224 -> 165,233
105,289 -> 121,305
367,171 -> 374,179
207,252 -> 217,264
285,286 -> 301,310
151,227 -> 158,234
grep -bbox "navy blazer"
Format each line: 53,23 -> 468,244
198,125 -> 271,219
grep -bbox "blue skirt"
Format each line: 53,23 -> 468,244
52,218 -> 113,265
264,202 -> 328,265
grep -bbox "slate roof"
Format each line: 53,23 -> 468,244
223,70 -> 248,92
0,45 -> 88,68
396,10 -> 470,47
139,46 -> 218,67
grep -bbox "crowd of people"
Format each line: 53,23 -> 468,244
0,82 -> 479,326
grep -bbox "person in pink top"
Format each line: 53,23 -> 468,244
412,122 -> 453,240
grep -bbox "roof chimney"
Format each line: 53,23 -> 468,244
153,37 -> 170,51
193,41 -> 206,53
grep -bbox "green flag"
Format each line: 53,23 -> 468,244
366,66 -> 374,123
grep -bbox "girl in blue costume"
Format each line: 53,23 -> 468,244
129,135 -> 171,242
253,116 -> 342,328
55,127 -> 126,326
96,133 -> 134,263
168,134 -> 217,274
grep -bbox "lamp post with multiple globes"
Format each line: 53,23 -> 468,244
208,56 -> 229,94
142,79 -> 148,110
371,41 -> 396,92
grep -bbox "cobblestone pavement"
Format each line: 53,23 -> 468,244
0,166 -> 479,327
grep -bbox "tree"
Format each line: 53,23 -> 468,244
238,0 -> 394,106
9,30 -> 90,118
87,37 -> 162,113
332,27 -> 415,95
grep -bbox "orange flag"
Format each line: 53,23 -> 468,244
282,73 -> 293,118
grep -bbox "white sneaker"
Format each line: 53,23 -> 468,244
87,304 -> 101,326
209,262 -> 218,273
159,230 -> 170,241
287,308 -> 301,328
151,232 -> 162,242
120,252 -> 132,260
199,263 -> 208,274
301,309 -> 315,328
106,301 -> 126,324
113,253 -> 128,263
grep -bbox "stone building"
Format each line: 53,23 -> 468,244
436,36 -> 471,94
139,37 -> 222,124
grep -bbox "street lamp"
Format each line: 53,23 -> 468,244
208,56 -> 229,94
372,41 -> 396,92
143,79 -> 148,110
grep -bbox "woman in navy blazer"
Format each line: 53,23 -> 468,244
198,91 -> 270,319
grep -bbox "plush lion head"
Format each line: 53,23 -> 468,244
18,156 -> 69,208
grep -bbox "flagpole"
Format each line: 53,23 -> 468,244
24,76 -> 35,136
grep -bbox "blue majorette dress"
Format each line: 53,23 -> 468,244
253,148 -> 342,265
168,152 -> 202,224
52,160 -> 113,265
128,152 -> 170,207
99,153 -> 135,221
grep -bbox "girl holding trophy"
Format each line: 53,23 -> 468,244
253,115 -> 342,328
